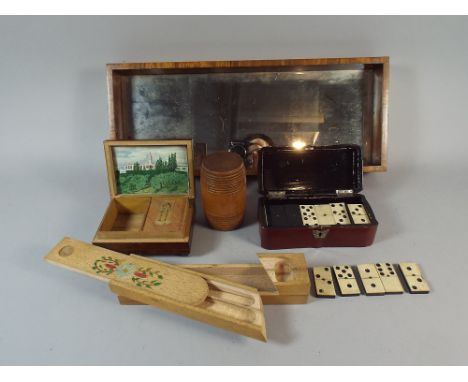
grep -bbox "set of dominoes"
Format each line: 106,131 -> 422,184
300,203 -> 370,226
313,262 -> 430,298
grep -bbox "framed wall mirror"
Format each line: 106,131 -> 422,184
107,57 -> 388,175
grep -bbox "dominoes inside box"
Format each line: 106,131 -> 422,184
258,145 -> 378,249
93,140 -> 195,255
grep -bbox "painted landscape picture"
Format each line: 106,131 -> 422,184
112,145 -> 189,195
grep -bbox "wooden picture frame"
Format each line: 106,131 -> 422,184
103,140 -> 194,199
106,57 -> 389,173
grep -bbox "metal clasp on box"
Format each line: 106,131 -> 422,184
336,189 -> 353,197
267,191 -> 286,199
312,228 -> 330,239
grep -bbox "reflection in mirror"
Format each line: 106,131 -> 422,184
128,70 -> 364,148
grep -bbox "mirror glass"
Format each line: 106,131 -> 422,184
127,69 -> 366,156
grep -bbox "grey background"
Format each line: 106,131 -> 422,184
0,16 -> 467,365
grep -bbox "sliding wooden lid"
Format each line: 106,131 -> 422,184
45,237 -> 208,305
45,238 -> 267,341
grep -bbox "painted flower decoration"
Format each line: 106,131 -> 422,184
92,256 -> 120,275
91,256 -> 164,289
115,263 -> 137,278
131,267 -> 164,288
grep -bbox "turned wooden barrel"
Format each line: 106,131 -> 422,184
200,152 -> 246,230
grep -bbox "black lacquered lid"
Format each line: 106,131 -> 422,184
258,145 -> 363,195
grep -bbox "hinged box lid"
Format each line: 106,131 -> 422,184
106,57 -> 389,174
104,140 -> 195,199
258,144 -> 363,196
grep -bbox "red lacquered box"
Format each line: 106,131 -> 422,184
258,145 -> 378,249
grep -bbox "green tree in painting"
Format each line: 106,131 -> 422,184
155,157 -> 164,174
168,153 -> 178,172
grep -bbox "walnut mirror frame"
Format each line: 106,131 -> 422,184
107,57 -> 389,174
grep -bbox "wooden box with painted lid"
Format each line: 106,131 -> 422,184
93,139 -> 195,255
46,238 -> 267,341
106,56 -> 389,175
258,144 -> 378,249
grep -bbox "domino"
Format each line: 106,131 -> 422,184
375,262 -> 404,294
299,205 -> 319,227
329,202 -> 351,225
314,204 -> 336,225
333,265 -> 361,296
300,204 -> 336,226
300,203 -> 354,226
348,203 -> 370,225
399,262 -> 430,294
357,264 -> 385,296
312,266 -> 336,298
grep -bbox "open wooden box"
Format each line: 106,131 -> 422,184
106,57 -> 389,175
93,140 -> 195,255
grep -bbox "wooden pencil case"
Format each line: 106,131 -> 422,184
116,253 -> 311,305
93,140 -> 195,255
45,238 -> 267,341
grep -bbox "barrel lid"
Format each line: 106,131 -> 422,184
202,152 -> 244,175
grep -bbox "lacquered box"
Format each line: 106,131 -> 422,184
258,145 -> 378,249
93,140 -> 195,255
